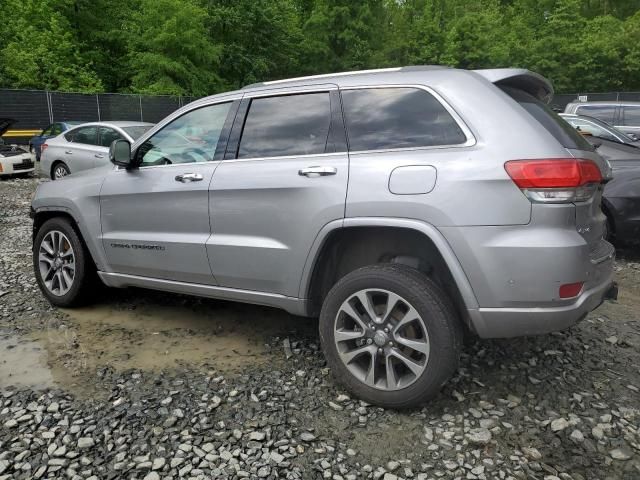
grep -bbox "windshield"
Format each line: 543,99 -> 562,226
564,115 -> 636,144
123,126 -> 153,140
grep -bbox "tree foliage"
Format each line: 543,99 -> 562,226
0,0 -> 639,94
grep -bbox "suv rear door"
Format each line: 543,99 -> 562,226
207,85 -> 348,296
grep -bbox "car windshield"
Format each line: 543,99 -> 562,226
567,115 -> 637,145
123,126 -> 153,140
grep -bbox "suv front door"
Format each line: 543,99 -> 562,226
207,86 -> 349,296
99,98 -> 238,284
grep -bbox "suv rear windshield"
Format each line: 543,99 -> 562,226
501,87 -> 593,151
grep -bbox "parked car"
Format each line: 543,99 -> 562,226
41,121 -> 153,179
558,114 -> 640,244
603,157 -> 640,244
0,118 -> 34,177
31,67 -> 617,407
29,121 -> 85,161
564,101 -> 640,138
559,113 -> 638,146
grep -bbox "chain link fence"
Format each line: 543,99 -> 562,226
0,89 -> 198,140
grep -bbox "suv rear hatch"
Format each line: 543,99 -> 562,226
477,69 -> 612,253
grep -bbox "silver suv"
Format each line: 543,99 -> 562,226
31,67 -> 617,407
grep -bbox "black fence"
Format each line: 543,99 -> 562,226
0,89 -> 199,140
2,87 -> 640,140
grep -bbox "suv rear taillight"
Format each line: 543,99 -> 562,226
504,158 -> 602,203
41,143 -> 48,154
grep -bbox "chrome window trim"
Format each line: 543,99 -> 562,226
243,85 -> 337,99
339,84 -> 476,153
122,83 -> 476,169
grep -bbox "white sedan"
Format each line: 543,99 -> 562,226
41,121 -> 153,179
0,118 -> 35,177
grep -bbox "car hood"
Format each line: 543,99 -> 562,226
0,118 -> 16,137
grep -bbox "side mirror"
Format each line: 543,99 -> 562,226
109,139 -> 134,168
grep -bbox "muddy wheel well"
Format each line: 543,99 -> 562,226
306,226 -> 468,322
33,211 -> 76,239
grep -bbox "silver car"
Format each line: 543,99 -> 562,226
564,101 -> 640,138
40,121 -> 153,179
31,67 -> 617,407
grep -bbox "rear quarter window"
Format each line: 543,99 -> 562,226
340,87 -> 467,151
502,87 -> 594,151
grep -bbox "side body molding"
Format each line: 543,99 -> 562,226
297,217 -> 480,314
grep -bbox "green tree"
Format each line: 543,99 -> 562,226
207,0 -> 304,88
0,0 -> 102,91
125,0 -> 222,96
301,0 -> 387,73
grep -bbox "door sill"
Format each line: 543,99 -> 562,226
97,272 -> 308,316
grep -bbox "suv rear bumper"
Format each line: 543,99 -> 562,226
469,277 -> 617,338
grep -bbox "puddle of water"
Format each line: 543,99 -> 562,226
0,336 -> 54,389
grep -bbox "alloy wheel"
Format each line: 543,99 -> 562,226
54,165 -> 68,179
334,288 -> 430,391
38,230 -> 76,296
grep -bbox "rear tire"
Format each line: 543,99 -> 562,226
319,264 -> 462,408
33,217 -> 97,307
51,162 -> 70,180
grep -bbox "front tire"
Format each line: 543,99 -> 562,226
319,264 -> 462,408
33,217 -> 96,307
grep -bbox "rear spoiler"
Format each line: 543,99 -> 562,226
473,68 -> 554,104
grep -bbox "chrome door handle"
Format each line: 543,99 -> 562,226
64,150 -> 73,154
94,154 -> 104,159
175,173 -> 203,182
298,166 -> 337,177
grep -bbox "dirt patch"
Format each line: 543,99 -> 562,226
21,291 -> 316,395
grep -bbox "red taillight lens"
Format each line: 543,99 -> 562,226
504,159 -> 602,188
559,282 -> 584,299
505,158 -> 603,203
41,143 -> 48,153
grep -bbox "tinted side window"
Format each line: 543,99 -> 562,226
99,127 -> 123,147
238,93 -> 331,158
576,105 -> 616,124
69,126 -> 98,145
623,106 -> 640,126
341,87 -> 466,151
502,87 -> 593,151
52,124 -> 63,135
42,125 -> 53,136
137,102 -> 232,166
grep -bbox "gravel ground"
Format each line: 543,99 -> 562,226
1,175 -> 639,480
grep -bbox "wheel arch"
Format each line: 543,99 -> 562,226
50,160 -> 68,179
300,218 -> 479,326
32,207 -> 104,271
